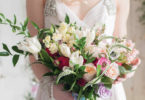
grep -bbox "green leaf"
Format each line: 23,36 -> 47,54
23,18 -> 29,31
0,52 -> 9,56
40,49 -> 53,63
50,25 -> 55,33
3,43 -> 11,55
0,13 -> 5,19
31,21 -> 39,30
12,54 -> 20,66
13,14 -> 17,24
56,69 -> 76,84
6,18 -> 12,24
97,65 -> 101,77
65,14 -> 70,24
12,46 -> 24,54
122,63 -> 132,70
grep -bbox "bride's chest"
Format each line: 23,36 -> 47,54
44,0 -> 116,28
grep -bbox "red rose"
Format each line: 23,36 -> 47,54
93,58 -> 99,66
46,48 -> 58,57
77,78 -> 87,87
57,57 -> 69,70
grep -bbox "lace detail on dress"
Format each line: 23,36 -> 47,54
36,76 -> 55,100
104,0 -> 116,15
44,0 -> 57,16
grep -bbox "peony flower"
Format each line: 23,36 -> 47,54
105,62 -> 119,80
57,57 -> 69,70
18,36 -> 41,54
77,78 -> 87,87
58,22 -> 68,34
83,63 -> 97,82
49,43 -> 58,54
52,33 -> 62,41
59,43 -> 71,57
97,84 -> 112,99
69,51 -> 84,67
97,57 -> 111,71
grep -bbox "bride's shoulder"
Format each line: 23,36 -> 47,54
115,0 -> 130,10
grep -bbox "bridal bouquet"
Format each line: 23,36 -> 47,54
0,14 -> 141,100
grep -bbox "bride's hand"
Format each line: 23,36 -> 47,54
114,58 -> 141,84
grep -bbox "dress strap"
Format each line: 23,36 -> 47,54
104,0 -> 116,15
44,0 -> 57,16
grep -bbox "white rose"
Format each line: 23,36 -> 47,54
83,63 -> 97,82
52,33 -> 62,41
76,29 -> 87,39
18,36 -> 41,54
59,44 -> 71,57
49,43 -> 58,54
69,51 -> 84,67
58,22 -> 68,34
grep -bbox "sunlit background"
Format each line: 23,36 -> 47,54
0,0 -> 145,100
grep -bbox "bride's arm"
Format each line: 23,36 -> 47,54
26,0 -> 49,80
113,0 -> 130,37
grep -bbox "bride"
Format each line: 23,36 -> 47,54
26,0 -> 130,100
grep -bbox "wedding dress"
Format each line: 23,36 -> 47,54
36,0 -> 126,100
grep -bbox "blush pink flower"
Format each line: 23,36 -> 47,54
105,62 -> 119,80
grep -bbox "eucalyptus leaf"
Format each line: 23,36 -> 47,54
13,14 -> 17,24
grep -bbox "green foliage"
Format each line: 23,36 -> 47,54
0,52 -> 9,56
12,54 -> 20,66
96,65 -> 101,77
74,37 -> 86,51
3,43 -> 12,55
101,76 -> 113,89
12,46 -> 24,54
83,52 -> 96,64
65,14 -> 70,24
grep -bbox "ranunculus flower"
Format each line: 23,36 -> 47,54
83,63 -> 97,82
52,32 -> 62,42
77,78 -> 87,87
96,84 -> 112,99
59,44 -> 71,57
18,36 -> 41,54
57,57 -> 69,70
105,62 -> 119,80
97,57 -> 111,71
69,51 -> 84,68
